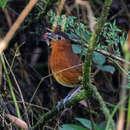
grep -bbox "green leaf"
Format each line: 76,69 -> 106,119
72,44 -> 87,55
75,118 -> 92,129
92,52 -> 106,65
75,118 -> 105,130
67,32 -> 79,40
72,44 -> 82,54
94,124 -> 104,130
98,65 -> 115,74
0,0 -> 7,8
59,124 -> 87,130
126,83 -> 130,88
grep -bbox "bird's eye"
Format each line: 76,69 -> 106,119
55,35 -> 65,40
57,36 -> 62,40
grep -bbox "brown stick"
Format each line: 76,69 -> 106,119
0,0 -> 38,53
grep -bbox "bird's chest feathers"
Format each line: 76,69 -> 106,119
49,47 -> 81,73
48,46 -> 82,87
49,50 -> 70,72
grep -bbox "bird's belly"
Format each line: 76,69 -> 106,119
49,52 -> 82,87
52,70 -> 80,87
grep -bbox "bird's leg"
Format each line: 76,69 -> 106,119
65,87 -> 81,101
56,86 -> 81,110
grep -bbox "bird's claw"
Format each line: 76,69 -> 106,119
56,87 -> 81,111
56,95 -> 69,111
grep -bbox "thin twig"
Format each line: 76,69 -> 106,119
0,0 -> 38,53
3,54 -> 31,127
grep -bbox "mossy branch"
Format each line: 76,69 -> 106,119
82,0 -> 113,91
82,0 -> 116,129
32,90 -> 86,129
91,85 -> 116,130
32,85 -> 116,129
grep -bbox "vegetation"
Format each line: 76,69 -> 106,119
0,0 -> 130,130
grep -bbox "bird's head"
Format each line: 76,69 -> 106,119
42,31 -> 71,50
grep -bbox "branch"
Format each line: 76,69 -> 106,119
0,0 -> 38,53
82,0 -> 116,129
32,90 -> 86,129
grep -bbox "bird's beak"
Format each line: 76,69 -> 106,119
41,32 -> 55,46
41,37 -> 50,46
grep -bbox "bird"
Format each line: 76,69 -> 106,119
43,31 -> 82,88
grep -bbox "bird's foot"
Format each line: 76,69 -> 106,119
56,87 -> 81,110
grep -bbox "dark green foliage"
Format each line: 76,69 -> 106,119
0,0 -> 7,8
47,10 -> 127,74
59,118 -> 105,130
